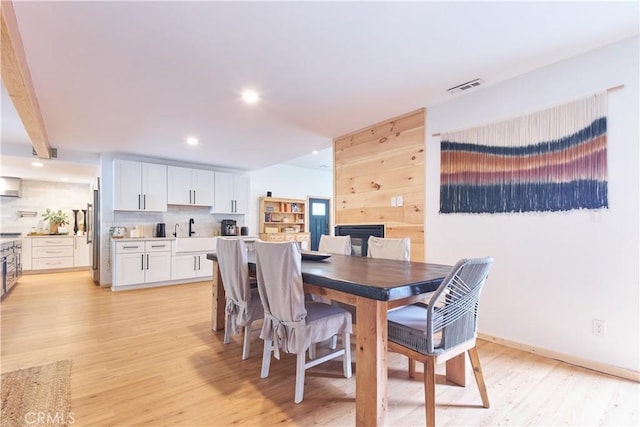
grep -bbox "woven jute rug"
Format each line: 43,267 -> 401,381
1,360 -> 73,427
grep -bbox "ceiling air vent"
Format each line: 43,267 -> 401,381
447,78 -> 484,95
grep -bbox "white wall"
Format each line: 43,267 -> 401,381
248,164 -> 332,235
425,36 -> 639,371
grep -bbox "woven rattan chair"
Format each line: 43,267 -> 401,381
217,238 -> 264,360
255,240 -> 352,403
387,257 -> 494,427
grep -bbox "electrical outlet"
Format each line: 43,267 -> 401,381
397,196 -> 403,206
592,319 -> 605,336
391,197 -> 397,207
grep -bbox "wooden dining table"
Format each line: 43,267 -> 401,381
207,252 -> 464,426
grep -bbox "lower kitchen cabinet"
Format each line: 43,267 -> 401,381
171,253 -> 212,280
32,236 -> 74,270
112,239 -> 171,287
74,236 -> 91,267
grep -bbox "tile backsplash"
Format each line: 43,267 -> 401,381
0,179 -> 92,235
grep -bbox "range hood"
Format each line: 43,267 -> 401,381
0,177 -> 22,197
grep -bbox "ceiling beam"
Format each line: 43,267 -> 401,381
1,0 -> 51,159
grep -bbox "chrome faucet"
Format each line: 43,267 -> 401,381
188,218 -> 195,236
173,223 -> 179,237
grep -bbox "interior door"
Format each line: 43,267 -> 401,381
309,197 -> 330,251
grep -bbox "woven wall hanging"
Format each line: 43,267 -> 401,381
440,92 -> 608,214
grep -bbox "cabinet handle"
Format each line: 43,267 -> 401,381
193,190 -> 196,205
146,254 -> 149,270
143,194 -> 146,210
138,194 -> 141,210
123,246 -> 139,249
198,255 -> 201,270
193,256 -> 197,271
150,245 -> 165,248
45,250 -> 63,254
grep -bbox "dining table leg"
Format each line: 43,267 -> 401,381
211,260 -> 226,331
356,296 -> 388,426
446,353 -> 467,386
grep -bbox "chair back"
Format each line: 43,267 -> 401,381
318,235 -> 351,255
367,236 -> 411,261
217,238 -> 254,328
255,241 -> 307,353
426,257 -> 493,353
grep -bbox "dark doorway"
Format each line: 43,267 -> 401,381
309,197 -> 330,250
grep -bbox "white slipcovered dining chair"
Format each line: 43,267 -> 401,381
217,237 -> 264,360
367,236 -> 411,261
255,240 -> 353,404
387,257 -> 494,427
318,235 -> 351,255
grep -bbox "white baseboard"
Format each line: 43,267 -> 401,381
478,333 -> 640,383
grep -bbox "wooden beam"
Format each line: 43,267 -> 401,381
1,0 -> 51,158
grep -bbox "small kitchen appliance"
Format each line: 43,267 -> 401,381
221,219 -> 237,236
155,223 -> 166,238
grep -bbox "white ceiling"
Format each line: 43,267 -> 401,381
1,1 -> 638,184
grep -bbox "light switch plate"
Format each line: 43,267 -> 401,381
391,197 -> 397,207
397,196 -> 403,206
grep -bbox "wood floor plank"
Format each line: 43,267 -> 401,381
1,271 -> 638,426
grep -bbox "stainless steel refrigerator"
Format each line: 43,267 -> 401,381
88,178 -> 100,284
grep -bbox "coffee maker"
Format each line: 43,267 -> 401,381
220,219 -> 237,236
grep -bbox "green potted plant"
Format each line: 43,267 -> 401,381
42,208 -> 70,234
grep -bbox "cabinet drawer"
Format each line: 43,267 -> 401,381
32,238 -> 73,247
33,246 -> 74,258
145,241 -> 171,252
264,234 -> 285,241
33,257 -> 74,270
115,242 -> 144,253
284,234 -> 297,242
295,234 -> 310,242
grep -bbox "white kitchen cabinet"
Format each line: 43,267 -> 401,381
171,253 -> 212,280
22,238 -> 32,271
31,236 -> 74,270
113,160 -> 167,211
167,166 -> 214,206
211,172 -> 250,214
74,236 -> 91,267
112,240 -> 171,287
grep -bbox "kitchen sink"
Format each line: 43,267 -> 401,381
173,237 -> 217,253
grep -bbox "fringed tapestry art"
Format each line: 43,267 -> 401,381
440,93 -> 608,214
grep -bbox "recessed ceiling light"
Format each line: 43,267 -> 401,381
61,177 -> 69,182
186,137 -> 199,146
32,162 -> 43,168
242,89 -> 260,104
312,150 -> 318,155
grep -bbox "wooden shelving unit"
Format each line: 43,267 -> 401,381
259,197 -> 310,246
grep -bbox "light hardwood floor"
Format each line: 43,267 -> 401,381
1,271 -> 638,426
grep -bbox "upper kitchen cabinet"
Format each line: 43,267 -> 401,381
211,172 -> 249,214
167,166 -> 214,206
113,160 -> 167,211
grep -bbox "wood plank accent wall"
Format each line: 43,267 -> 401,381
334,109 -> 426,261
